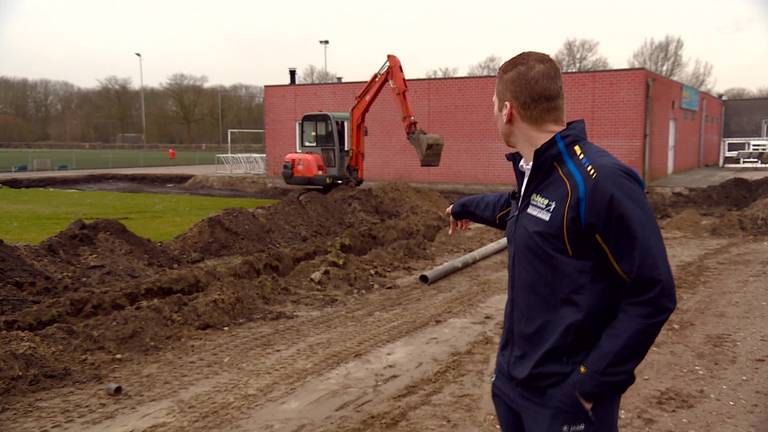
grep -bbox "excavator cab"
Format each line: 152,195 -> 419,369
282,112 -> 350,187
282,111 -> 443,187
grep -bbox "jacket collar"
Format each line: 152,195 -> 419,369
505,120 -> 587,167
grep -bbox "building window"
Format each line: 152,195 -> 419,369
762,119 -> 768,138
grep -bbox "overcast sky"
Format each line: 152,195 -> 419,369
1,0 -> 766,92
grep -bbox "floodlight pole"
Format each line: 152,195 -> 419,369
319,40 -> 329,72
218,89 -> 224,147
134,52 -> 147,145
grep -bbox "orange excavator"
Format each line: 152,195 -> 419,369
281,54 -> 443,187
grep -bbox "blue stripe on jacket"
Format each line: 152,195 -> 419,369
556,133 -> 586,224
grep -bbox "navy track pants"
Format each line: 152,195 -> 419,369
491,373 -> 621,432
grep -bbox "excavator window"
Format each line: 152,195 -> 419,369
302,119 -> 334,147
336,121 -> 346,151
302,121 -> 317,147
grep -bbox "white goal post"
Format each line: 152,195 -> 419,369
216,129 -> 266,174
226,129 -> 264,155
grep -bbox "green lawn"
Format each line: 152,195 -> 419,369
0,149 -> 219,172
0,188 -> 276,244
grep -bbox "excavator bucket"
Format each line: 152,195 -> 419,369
408,132 -> 444,167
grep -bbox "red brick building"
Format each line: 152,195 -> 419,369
264,69 -> 723,185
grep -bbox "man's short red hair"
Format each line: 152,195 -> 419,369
496,52 -> 564,126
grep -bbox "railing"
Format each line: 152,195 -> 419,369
721,138 -> 768,167
0,149 -> 219,173
215,154 -> 266,174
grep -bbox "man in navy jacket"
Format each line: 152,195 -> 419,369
446,52 -> 676,431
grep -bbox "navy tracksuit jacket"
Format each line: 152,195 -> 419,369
452,120 -> 676,402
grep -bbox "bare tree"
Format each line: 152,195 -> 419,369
96,76 -> 135,136
162,73 -> 208,143
0,77 -> 32,140
28,79 -> 57,140
628,35 -> 687,79
754,87 -> 768,97
210,83 -> 265,144
553,39 -> 610,72
467,55 -> 502,76
425,67 -> 459,78
49,81 -> 79,142
299,65 -> 337,84
722,87 -> 754,99
679,59 -> 715,92
629,35 -> 716,91
0,74 -> 268,144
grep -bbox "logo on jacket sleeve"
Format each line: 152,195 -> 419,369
527,193 -> 556,222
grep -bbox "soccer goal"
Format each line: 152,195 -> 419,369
226,129 -> 264,154
216,129 -> 266,174
116,133 -> 144,145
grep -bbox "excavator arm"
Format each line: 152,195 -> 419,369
347,54 -> 443,183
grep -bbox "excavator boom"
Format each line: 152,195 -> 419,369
282,55 -> 442,188
348,55 -> 443,181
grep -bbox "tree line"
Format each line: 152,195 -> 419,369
0,74 -> 263,144
421,35 -> 766,97
3,35 -> 766,144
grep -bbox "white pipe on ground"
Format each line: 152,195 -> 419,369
419,237 -> 508,285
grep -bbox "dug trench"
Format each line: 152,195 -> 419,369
0,183 -> 500,399
2,176 -> 768,431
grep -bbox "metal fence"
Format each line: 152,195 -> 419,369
0,149 -> 220,173
721,138 -> 768,167
215,153 -> 266,174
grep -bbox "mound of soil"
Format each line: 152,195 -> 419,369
27,219 -> 177,293
0,331 -> 74,397
745,197 -> 768,231
169,183 -> 446,262
710,197 -> 768,237
660,209 -> 717,237
182,174 -> 292,199
0,241 -> 52,315
651,177 -> 768,218
0,183 -> 472,398
652,176 -> 768,237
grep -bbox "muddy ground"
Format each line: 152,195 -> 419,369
1,176 -> 767,431
0,173 -> 293,199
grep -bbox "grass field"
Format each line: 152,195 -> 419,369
0,188 -> 276,244
0,149 -> 219,172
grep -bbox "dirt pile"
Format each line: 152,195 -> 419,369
182,174 -> 292,199
710,197 -> 768,236
33,219 -> 177,284
0,183 -> 471,398
652,177 -> 768,217
170,183 -> 446,262
653,177 -> 768,236
0,241 -> 52,315
0,331 -> 74,397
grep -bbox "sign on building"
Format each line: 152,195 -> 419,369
681,85 -> 700,111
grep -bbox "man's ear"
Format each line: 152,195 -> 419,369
503,101 -> 514,124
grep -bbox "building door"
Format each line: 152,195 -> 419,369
668,119 -> 677,175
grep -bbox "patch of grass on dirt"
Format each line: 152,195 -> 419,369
0,187 -> 276,244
